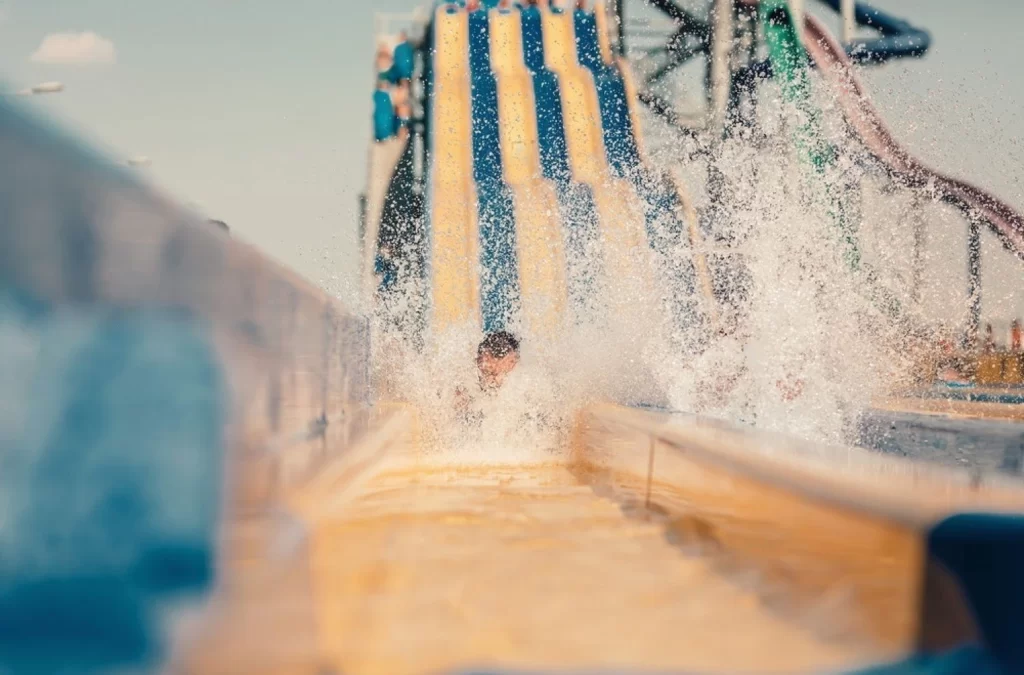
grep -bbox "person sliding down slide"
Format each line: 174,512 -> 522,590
454,332 -> 560,437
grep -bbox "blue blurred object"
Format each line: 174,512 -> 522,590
374,88 -> 396,141
926,514 -> 1024,672
816,0 -> 931,63
393,39 -> 416,81
0,290 -> 225,672
0,86 -> 369,673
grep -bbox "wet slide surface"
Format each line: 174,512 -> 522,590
190,455 -> 878,675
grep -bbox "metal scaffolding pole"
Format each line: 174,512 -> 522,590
910,192 -> 925,307
707,0 -> 734,135
967,218 -> 982,349
841,0 -> 856,43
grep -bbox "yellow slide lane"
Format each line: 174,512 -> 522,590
182,400 -> 1024,674
431,7 -> 480,332
541,9 -> 650,290
490,9 -> 568,336
541,10 -> 604,184
592,0 -> 717,321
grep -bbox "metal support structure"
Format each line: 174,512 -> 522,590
816,0 -> 931,62
611,0 -> 626,54
841,0 -> 856,43
910,192 -> 925,307
967,218 -> 982,349
789,0 -> 804,43
645,0 -> 702,26
647,40 -> 707,86
707,0 -> 734,136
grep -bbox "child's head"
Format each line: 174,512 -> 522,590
477,331 -> 520,390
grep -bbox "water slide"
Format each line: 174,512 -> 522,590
361,136 -> 408,304
580,2 -> 720,325
6,4 -> 1024,675
750,0 -> 1024,259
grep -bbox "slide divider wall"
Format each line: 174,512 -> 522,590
572,403 -> 1024,667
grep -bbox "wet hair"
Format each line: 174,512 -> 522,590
478,331 -> 520,360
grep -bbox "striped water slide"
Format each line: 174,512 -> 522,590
489,7 -> 568,337
536,6 -> 647,292
519,5 -> 605,315
4,4 -> 1024,674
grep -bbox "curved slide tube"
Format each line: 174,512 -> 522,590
749,0 -> 1024,260
817,0 -> 931,64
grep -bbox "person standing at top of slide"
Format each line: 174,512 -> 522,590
391,31 -> 415,83
375,42 -> 394,83
372,79 -> 396,142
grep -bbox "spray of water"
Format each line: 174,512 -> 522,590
367,72 -> 929,458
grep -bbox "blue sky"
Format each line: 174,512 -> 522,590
0,0 -> 1021,315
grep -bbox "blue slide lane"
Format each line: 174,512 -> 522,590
468,9 -> 521,332
520,7 -> 603,310
573,9 -> 641,178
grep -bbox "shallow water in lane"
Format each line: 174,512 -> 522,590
303,460 -> 879,675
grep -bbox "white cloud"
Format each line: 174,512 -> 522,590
31,31 -> 116,65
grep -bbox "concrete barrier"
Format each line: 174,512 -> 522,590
0,96 -> 371,671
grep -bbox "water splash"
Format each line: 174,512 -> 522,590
370,74 -> 933,454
